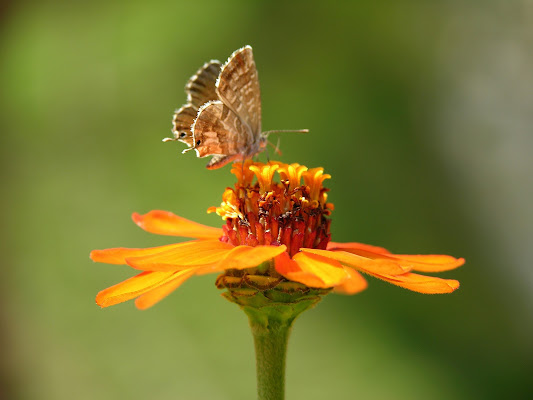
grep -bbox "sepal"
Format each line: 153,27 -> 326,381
217,273 -> 330,327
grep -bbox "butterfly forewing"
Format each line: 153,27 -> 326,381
216,46 -> 262,138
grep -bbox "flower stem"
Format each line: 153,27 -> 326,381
249,317 -> 292,400
218,279 -> 329,399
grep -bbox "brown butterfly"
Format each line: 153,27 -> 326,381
164,46 -> 307,169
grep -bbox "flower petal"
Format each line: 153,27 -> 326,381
132,210 -> 223,239
326,243 -> 464,273
274,252 -> 327,288
333,267 -> 368,295
90,243 -> 185,265
301,249 -> 409,275
197,245 -> 288,274
96,271 -> 177,307
371,272 -> 460,294
125,240 -> 234,271
277,252 -> 348,288
387,254 -> 465,272
134,270 -> 195,310
327,241 -> 391,254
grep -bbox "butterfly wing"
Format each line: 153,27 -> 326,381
170,105 -> 197,147
216,46 -> 262,139
192,100 -> 254,167
167,61 -> 222,145
168,46 -> 264,169
186,60 -> 221,108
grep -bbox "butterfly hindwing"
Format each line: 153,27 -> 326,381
168,61 -> 222,145
171,105 -> 197,147
186,61 -> 222,108
192,100 -> 254,159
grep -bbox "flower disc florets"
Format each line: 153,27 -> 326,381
209,161 -> 334,257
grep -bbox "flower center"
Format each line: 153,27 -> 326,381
208,161 -> 333,256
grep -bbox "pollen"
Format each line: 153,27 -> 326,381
209,161 -> 333,256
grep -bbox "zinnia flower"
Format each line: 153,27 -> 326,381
91,161 -> 464,309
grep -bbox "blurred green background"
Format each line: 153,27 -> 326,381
2,0 -> 532,399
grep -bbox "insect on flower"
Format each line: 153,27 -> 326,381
164,46 -> 308,169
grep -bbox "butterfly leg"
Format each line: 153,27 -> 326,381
265,143 -> 270,162
266,139 -> 283,157
274,136 -> 281,156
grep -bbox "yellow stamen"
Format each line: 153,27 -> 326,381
277,163 -> 308,191
302,168 -> 331,202
231,159 -> 256,187
249,163 -> 280,194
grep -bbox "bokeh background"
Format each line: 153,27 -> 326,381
1,0 -> 532,399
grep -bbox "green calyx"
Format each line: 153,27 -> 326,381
216,273 -> 330,325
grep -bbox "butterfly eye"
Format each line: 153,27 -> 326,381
179,132 -> 187,138
196,140 -> 201,146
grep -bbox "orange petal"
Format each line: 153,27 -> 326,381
333,267 -> 368,295
134,270 -> 195,310
125,240 -> 234,271
96,270 -> 177,307
197,245 -> 288,275
278,252 -> 349,288
90,243 -> 185,265
301,249 -> 409,275
132,210 -> 223,239
327,241 -> 391,254
388,254 -> 465,272
371,272 -> 460,294
326,243 -> 463,273
274,252 -> 327,288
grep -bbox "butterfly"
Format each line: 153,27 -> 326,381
164,46 -> 307,169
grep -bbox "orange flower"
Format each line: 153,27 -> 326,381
91,161 -> 464,309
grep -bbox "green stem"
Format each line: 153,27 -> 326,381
219,280 -> 329,399
249,316 -> 292,400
